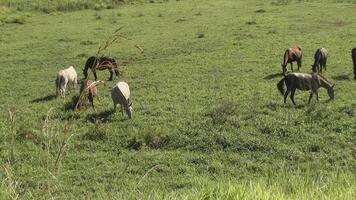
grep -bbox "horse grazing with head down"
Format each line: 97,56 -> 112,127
74,80 -> 105,111
111,82 -> 133,119
312,48 -> 328,73
277,72 -> 334,105
83,56 -> 119,81
352,47 -> 356,80
281,46 -> 303,74
55,66 -> 78,97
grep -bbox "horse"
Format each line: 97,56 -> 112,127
55,66 -> 78,97
281,46 -> 303,75
277,72 -> 334,105
352,47 -> 356,80
111,82 -> 132,119
83,56 -> 119,81
75,80 -> 104,110
312,48 -> 328,73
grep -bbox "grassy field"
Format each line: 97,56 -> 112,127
0,0 -> 356,199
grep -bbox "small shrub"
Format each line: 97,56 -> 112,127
83,126 -> 107,141
246,20 -> 257,25
95,14 -> 102,20
80,40 -> 95,45
206,102 -> 239,125
216,137 -> 230,150
76,53 -> 88,58
197,33 -> 205,38
175,18 -> 186,23
127,137 -> 142,150
308,144 -> 321,152
334,19 -> 348,27
5,15 -> 26,24
255,9 -> 266,13
147,134 -> 170,149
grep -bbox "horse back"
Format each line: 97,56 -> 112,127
284,47 -> 302,63
285,73 -> 313,91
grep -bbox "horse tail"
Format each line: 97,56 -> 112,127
282,49 -> 290,65
277,77 -> 285,95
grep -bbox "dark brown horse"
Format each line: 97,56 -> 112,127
277,72 -> 334,105
281,47 -> 303,74
352,47 -> 356,80
83,56 -> 119,81
312,48 -> 328,73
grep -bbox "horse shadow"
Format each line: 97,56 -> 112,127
30,94 -> 56,103
86,110 -> 115,123
331,74 -> 350,81
64,96 -> 79,111
263,73 -> 283,80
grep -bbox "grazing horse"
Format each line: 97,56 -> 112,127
55,66 -> 78,97
83,56 -> 119,81
312,48 -> 328,73
277,72 -> 334,105
111,82 -> 132,119
75,80 -> 104,110
281,46 -> 303,74
352,47 -> 356,80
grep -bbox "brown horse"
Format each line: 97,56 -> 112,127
281,46 -> 303,74
352,47 -> 356,80
83,56 -> 119,81
277,72 -> 334,105
74,80 -> 104,110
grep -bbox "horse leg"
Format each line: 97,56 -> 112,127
315,91 -> 319,101
89,95 -> 95,111
290,62 -> 293,72
93,71 -> 97,81
108,70 -> 113,81
113,102 -> 117,112
284,88 -> 291,104
290,88 -> 297,105
308,92 -> 313,104
73,77 -> 77,89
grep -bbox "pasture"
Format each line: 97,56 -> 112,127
0,0 -> 356,199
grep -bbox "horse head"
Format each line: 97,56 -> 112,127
328,84 -> 335,100
125,105 -> 133,119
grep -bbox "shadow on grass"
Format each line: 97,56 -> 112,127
263,73 -> 283,80
30,94 -> 56,103
86,110 -> 116,123
64,96 -> 79,111
331,74 -> 350,81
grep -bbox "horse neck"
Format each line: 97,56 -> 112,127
319,77 -> 332,89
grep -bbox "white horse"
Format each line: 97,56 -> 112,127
111,82 -> 132,119
55,66 -> 78,97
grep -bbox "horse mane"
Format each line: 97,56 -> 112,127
316,73 -> 332,85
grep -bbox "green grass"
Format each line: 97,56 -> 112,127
0,0 -> 356,199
